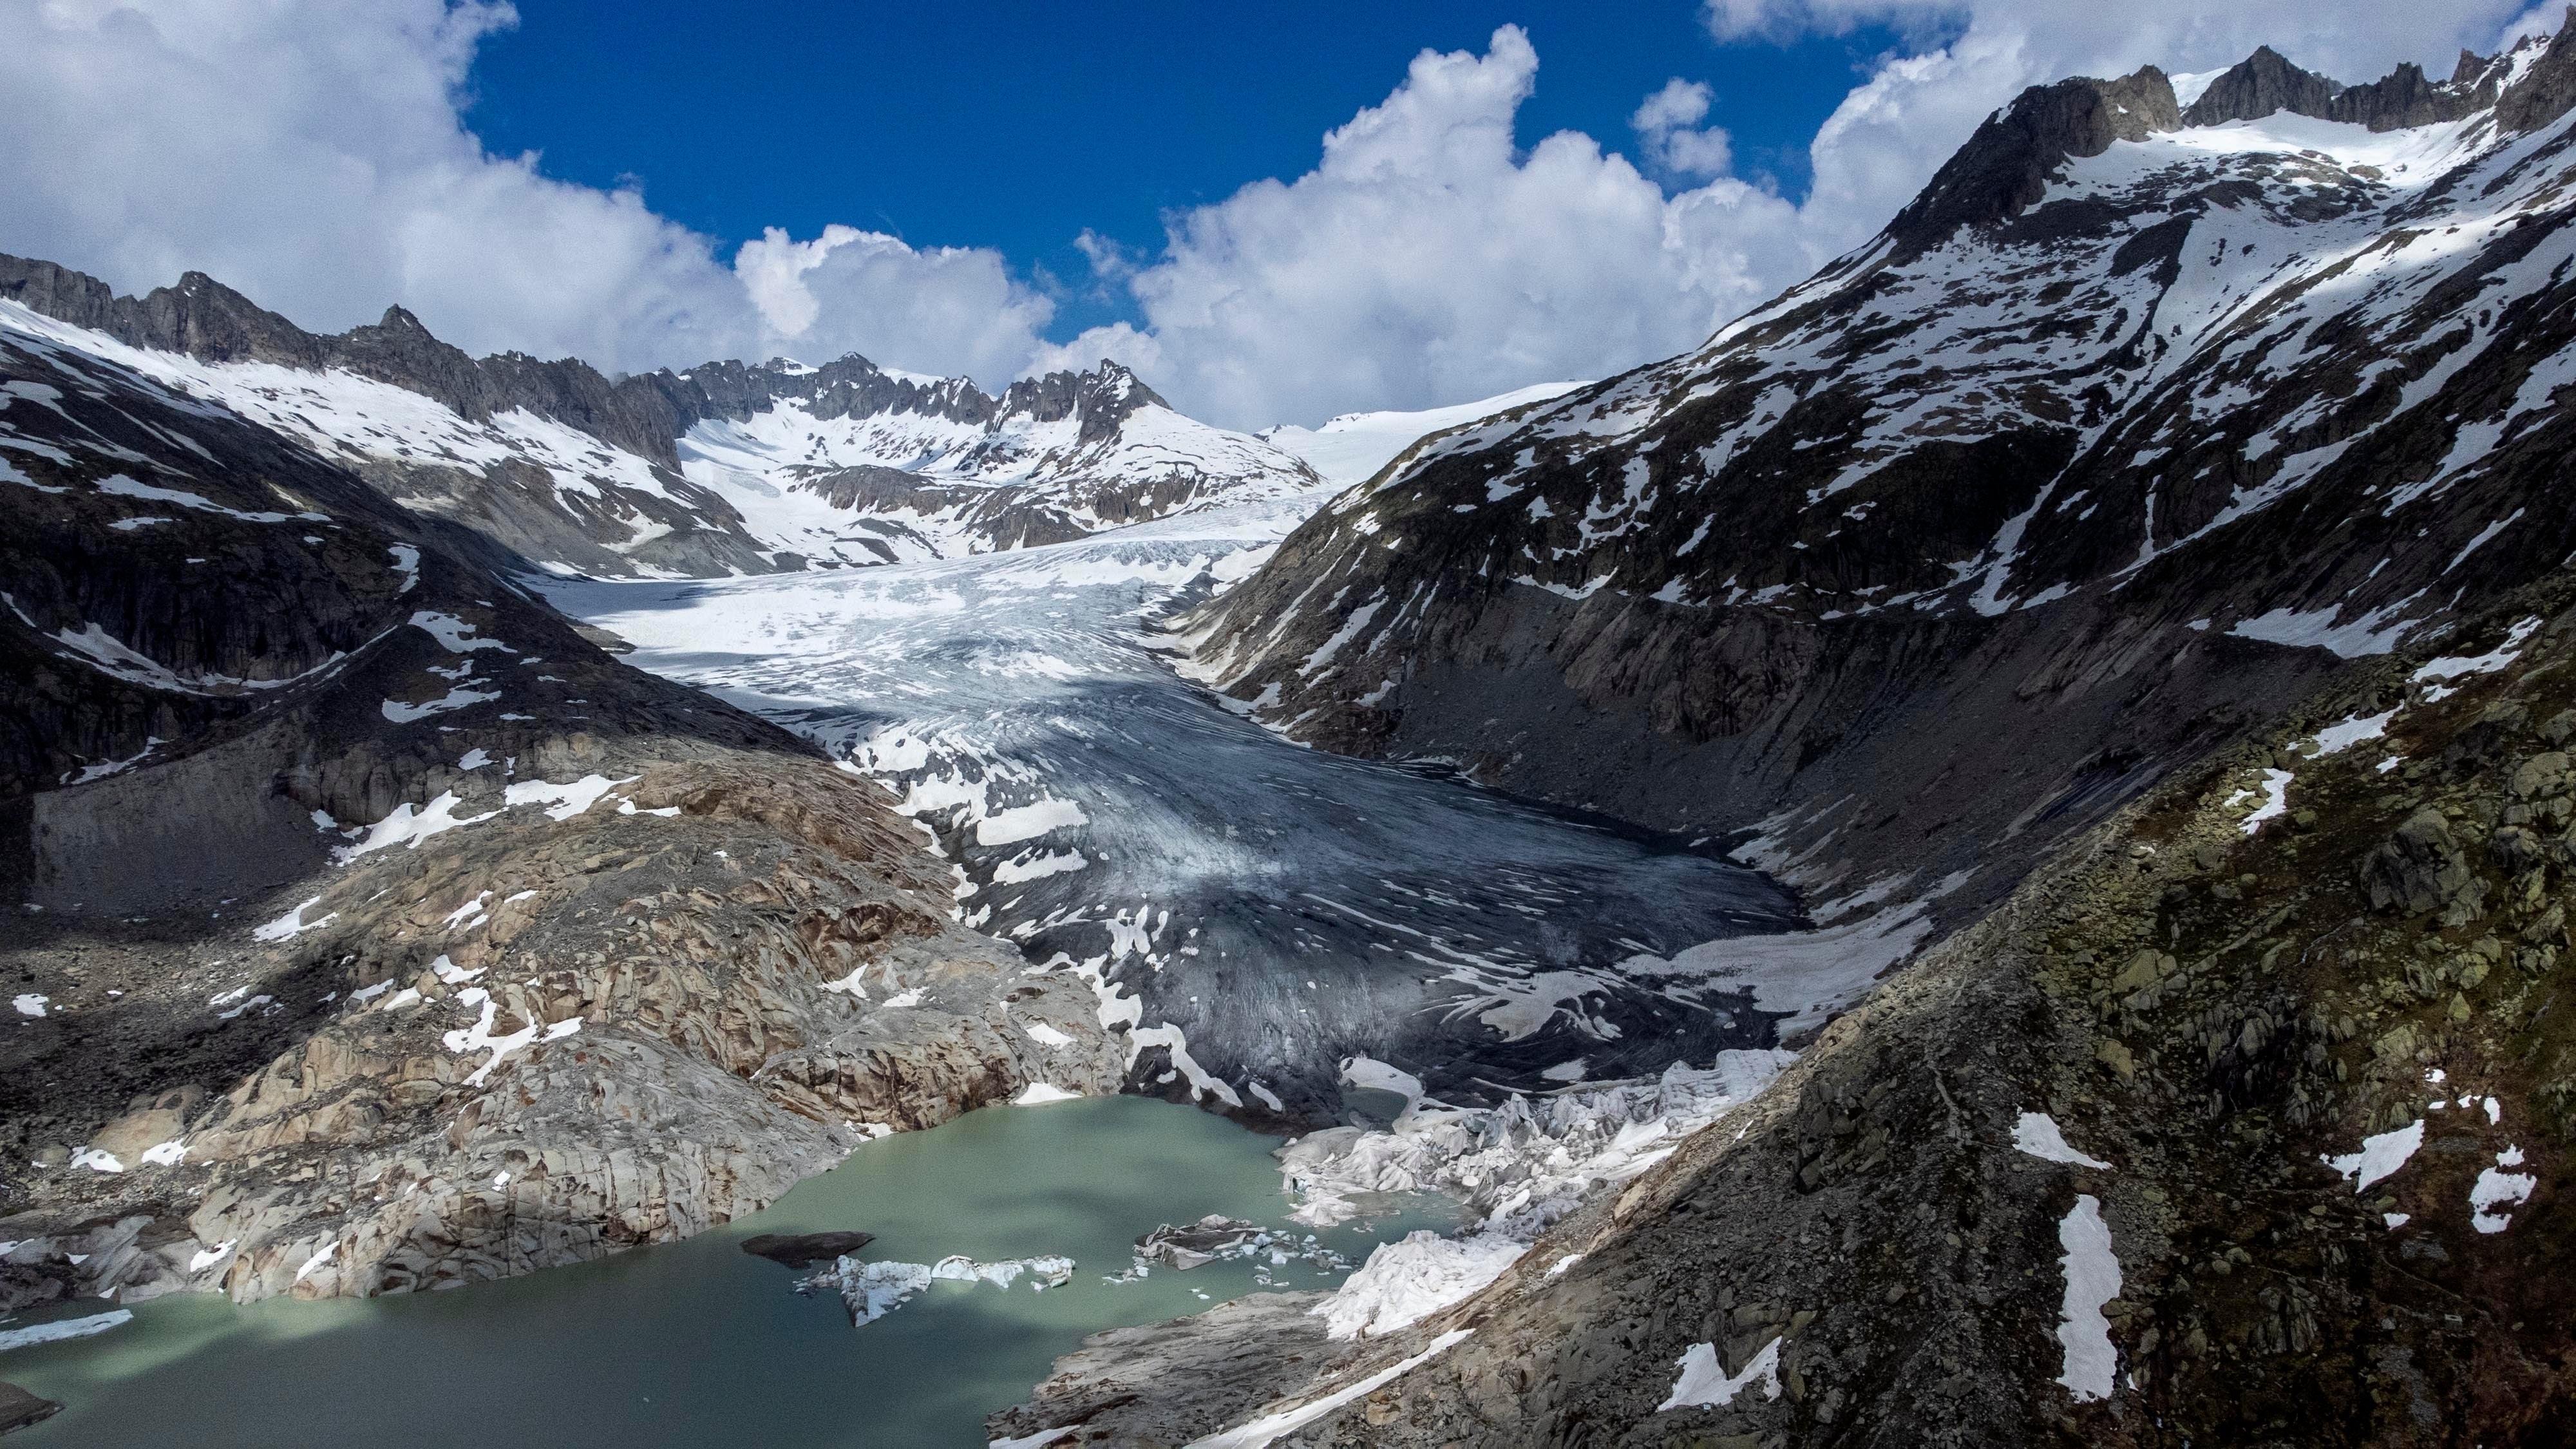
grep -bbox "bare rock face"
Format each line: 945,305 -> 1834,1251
0,290 -> 1122,1309
2363,808 -> 2479,917
0,1381 -> 62,1436
984,1292 -> 1349,1449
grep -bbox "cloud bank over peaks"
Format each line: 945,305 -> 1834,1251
1037,0 -> 2544,428
1036,26 -> 1824,430
734,225 -> 1056,387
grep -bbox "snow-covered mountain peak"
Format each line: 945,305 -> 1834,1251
0,254 -> 1321,574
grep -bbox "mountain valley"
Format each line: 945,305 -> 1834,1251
6,12 -> 2576,1448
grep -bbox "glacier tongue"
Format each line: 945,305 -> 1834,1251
543,493 -> 1803,1113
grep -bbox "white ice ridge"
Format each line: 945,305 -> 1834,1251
2013,1111 -> 2112,1169
803,1253 -> 1075,1327
0,1308 -> 133,1354
1657,1336 -> 1783,1411
1315,1230 -> 1527,1340
2053,1195 -> 2121,1402
1286,1051 -> 1790,1341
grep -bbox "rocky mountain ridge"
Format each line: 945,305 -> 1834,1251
0,269 -> 1121,1312
0,256 -> 1321,577
1142,589 -> 2576,1446
1182,17 -> 2576,958
972,19 -> 2576,1446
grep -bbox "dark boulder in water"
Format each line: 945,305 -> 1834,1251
739,1231 -> 878,1269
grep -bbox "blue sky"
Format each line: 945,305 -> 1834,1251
463,2 -> 1917,341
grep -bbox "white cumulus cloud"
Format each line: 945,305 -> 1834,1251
1633,79 -> 1738,179
734,225 -> 1054,383
1035,27 -> 1817,430
0,0 -> 1051,386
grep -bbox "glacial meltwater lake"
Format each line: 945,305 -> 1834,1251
1,1097 -> 1450,1446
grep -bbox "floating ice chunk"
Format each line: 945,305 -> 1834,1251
1014,1082 -> 1081,1104
2014,1112 -> 2112,1169
2325,1119 -> 2423,1190
0,1309 -> 132,1353
2054,1195 -> 2121,1401
1658,1336 -> 1783,1411
806,1253 -> 1075,1327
